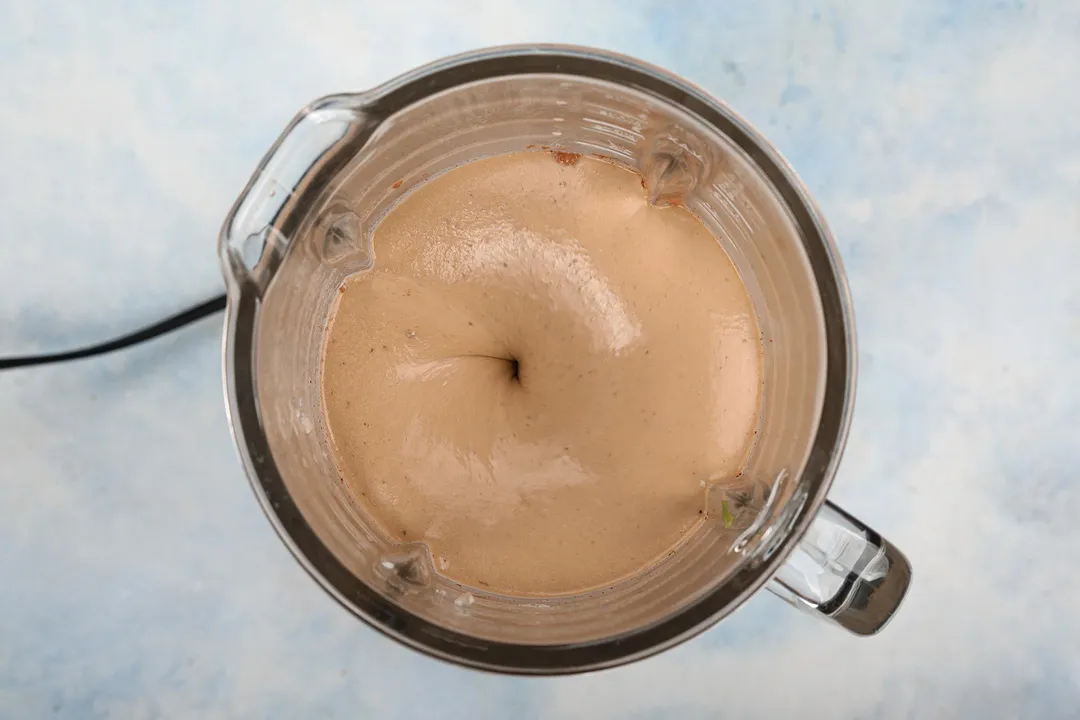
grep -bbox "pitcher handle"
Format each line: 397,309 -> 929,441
767,500 -> 911,635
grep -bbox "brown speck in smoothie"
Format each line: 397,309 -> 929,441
551,150 -> 581,166
392,179 -> 403,189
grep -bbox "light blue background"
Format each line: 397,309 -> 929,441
2,1 -> 1078,717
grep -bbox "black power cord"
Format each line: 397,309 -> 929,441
0,294 -> 227,371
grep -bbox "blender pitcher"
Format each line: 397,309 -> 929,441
218,45 -> 911,674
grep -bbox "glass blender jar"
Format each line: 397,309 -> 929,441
219,45 -> 911,674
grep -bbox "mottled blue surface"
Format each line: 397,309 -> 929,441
2,1 -> 1079,718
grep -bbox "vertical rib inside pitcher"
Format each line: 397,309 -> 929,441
252,74 -> 827,645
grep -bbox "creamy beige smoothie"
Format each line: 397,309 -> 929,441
321,150 -> 762,596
